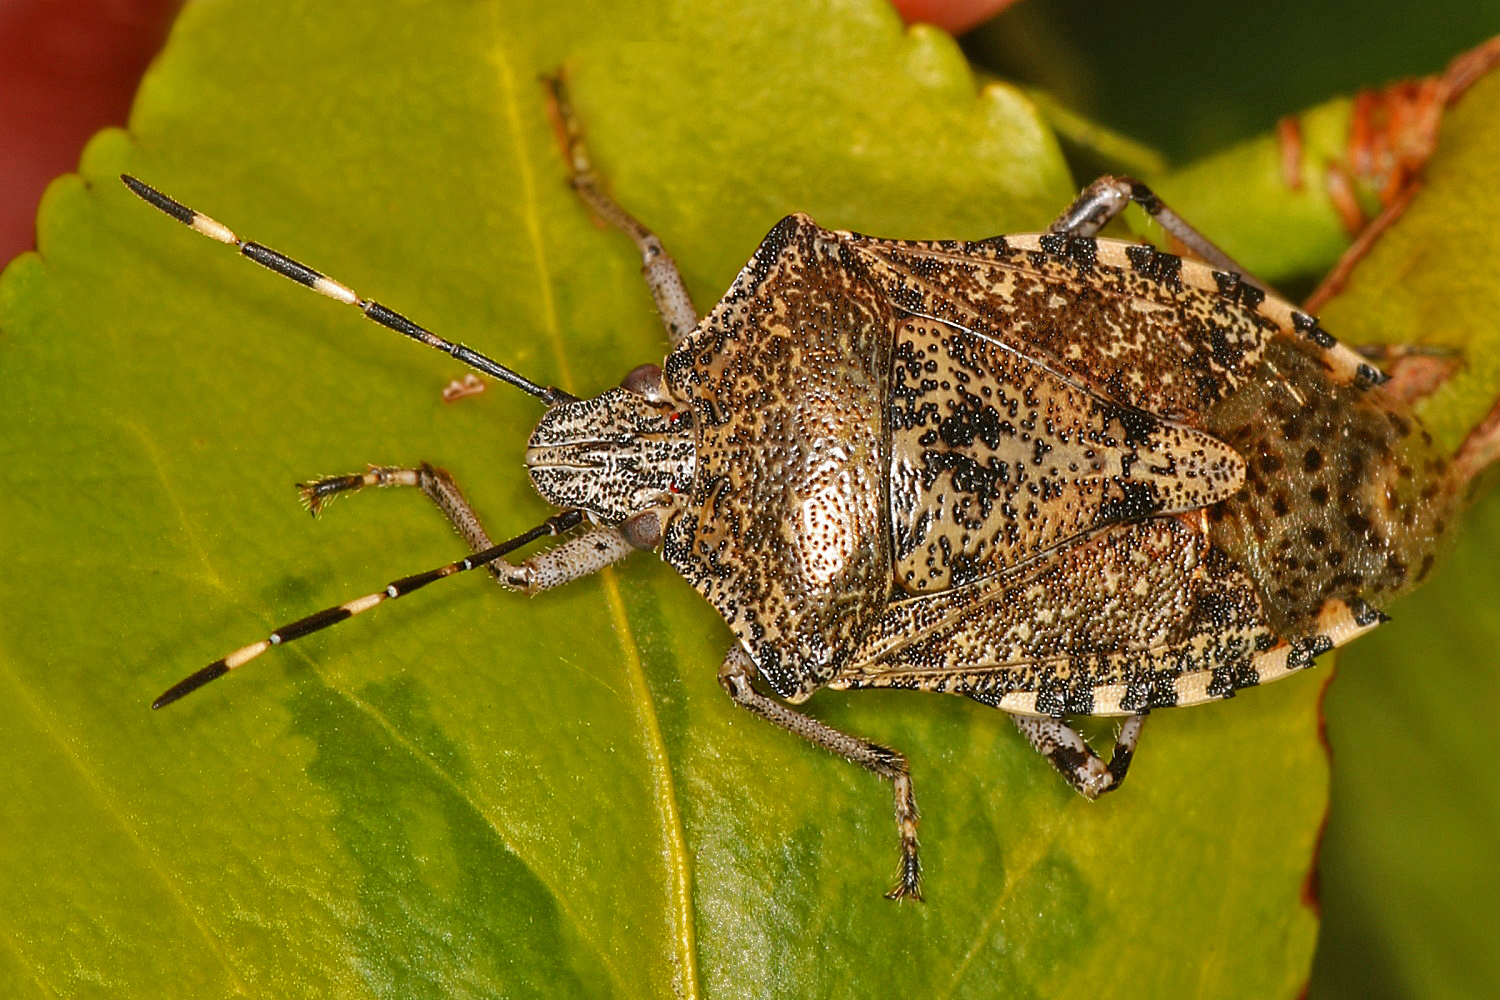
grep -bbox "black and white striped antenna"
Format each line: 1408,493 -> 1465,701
121,174 -> 591,707
151,509 -> 584,709
120,174 -> 576,407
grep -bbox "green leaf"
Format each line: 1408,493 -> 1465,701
1141,65 -> 1500,1000
1313,71 -> 1500,452
1300,70 -> 1500,1000
0,1 -> 1334,996
1145,97 -> 1375,292
1312,489 -> 1500,1000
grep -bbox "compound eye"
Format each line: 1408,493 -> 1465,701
620,363 -> 668,403
620,508 -> 665,550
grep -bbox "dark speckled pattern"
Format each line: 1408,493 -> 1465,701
564,216 -> 1456,715
662,216 -> 893,700
887,315 -> 1244,592
1206,337 -> 1452,636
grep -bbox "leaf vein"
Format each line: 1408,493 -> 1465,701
487,24 -> 702,999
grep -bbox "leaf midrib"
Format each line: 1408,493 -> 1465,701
487,14 -> 701,997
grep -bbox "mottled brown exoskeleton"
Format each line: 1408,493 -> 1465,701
131,79 -> 1457,901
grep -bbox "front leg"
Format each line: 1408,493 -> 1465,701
718,646 -> 923,900
545,73 -> 699,347
298,464 -> 635,592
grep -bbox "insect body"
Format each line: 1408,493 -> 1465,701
128,83 -> 1456,901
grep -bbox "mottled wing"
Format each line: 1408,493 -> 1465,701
886,313 -> 1244,592
848,233 -> 1279,418
834,516 -> 1384,717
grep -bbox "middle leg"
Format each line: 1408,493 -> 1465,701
718,645 -> 924,900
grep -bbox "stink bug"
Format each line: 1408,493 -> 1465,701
128,78 -> 1457,901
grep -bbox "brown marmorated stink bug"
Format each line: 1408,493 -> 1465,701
128,78 -> 1458,901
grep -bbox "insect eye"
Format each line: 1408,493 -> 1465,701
620,508 -> 665,549
620,363 -> 669,402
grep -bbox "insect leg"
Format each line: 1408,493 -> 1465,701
1009,713 -> 1146,800
1050,175 -> 1260,289
544,74 -> 699,347
298,464 -> 634,592
717,646 -> 923,901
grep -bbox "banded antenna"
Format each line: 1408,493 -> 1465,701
122,175 -> 590,708
120,174 -> 576,407
151,509 -> 584,709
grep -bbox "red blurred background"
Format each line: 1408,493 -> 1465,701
0,0 -> 179,264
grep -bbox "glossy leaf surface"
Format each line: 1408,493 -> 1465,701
0,1 -> 1391,996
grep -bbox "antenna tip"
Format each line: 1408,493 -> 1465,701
119,174 -> 200,230
152,659 -> 230,710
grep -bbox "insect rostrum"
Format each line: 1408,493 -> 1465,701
130,83 -> 1456,902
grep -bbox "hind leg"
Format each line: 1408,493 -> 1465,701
1010,713 -> 1147,799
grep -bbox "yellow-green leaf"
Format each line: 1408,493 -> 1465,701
0,1 -> 1339,997
1302,67 -> 1500,1000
